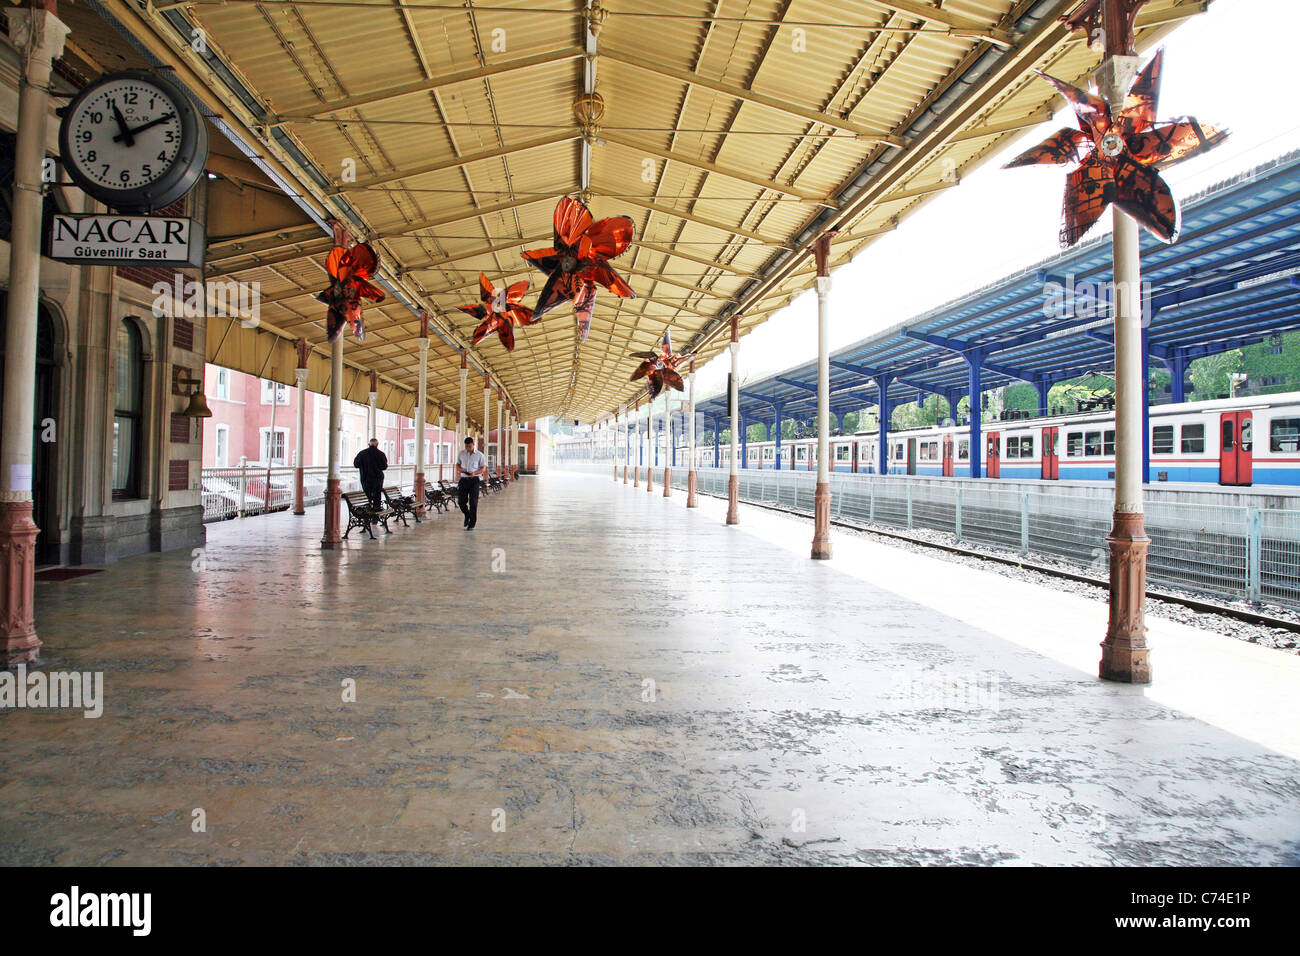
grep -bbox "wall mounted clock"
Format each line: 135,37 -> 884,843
58,69 -> 208,213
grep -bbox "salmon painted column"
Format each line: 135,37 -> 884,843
727,316 -> 740,525
646,398 -> 655,494
812,233 -> 836,560
0,0 -> 69,664
1095,1 -> 1151,684
321,221 -> 351,550
482,371 -> 491,479
496,388 -> 505,483
662,385 -> 672,497
436,404 -> 445,483
687,360 -> 698,507
413,310 -> 429,516
292,339 -> 310,515
367,371 -> 378,442
458,348 -> 468,459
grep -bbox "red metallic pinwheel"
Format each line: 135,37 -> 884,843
317,242 -> 385,341
630,330 -> 692,400
1004,49 -> 1227,247
523,196 -> 636,342
458,273 -> 535,351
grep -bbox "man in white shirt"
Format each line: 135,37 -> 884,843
456,436 -> 488,529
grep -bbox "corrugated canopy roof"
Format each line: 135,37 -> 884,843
88,0 -> 1218,428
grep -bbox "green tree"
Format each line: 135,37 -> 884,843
1189,349 -> 1244,400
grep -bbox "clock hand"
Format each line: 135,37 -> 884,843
113,112 -> 176,144
111,103 -> 135,148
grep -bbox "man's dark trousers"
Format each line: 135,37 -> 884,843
457,476 -> 480,528
363,479 -> 383,511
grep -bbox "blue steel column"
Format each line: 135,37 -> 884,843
877,375 -> 892,476
773,403 -> 784,470
965,349 -> 986,479
1141,326 -> 1151,482
1167,350 -> 1187,404
1035,377 -> 1050,416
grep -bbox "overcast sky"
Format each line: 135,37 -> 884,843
683,0 -> 1300,404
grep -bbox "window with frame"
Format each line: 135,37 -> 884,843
796,446 -> 807,461
261,428 -> 287,465
1084,431 -> 1102,456
836,445 -> 850,461
763,446 -> 775,460
261,379 -> 289,405
112,319 -> 144,499
1066,432 -> 1083,457
958,440 -> 970,461
215,425 -> 230,467
1181,423 -> 1205,453
215,369 -> 230,400
1271,417 -> 1300,452
1152,424 -> 1174,455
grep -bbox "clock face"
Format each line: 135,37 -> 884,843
66,77 -> 183,192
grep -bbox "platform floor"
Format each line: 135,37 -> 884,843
2,472 -> 1298,865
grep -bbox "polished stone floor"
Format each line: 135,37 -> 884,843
2,472 -> 1298,865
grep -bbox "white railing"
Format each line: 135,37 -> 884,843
201,462 -> 438,522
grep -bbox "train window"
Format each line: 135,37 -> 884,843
1066,432 -> 1083,457
1023,436 -> 1034,458
1181,423 -> 1205,453
1241,419 -> 1252,453
836,445 -> 850,461
1084,431 -> 1102,456
763,446 -> 775,460
1221,419 -> 1235,452
1152,425 -> 1174,455
796,446 -> 807,461
1006,438 -> 1019,459
1103,430 -> 1115,456
1271,418 -> 1300,452
958,440 -> 969,460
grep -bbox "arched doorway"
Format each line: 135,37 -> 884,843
0,292 -> 62,565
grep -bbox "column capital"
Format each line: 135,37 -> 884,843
3,8 -> 70,66
417,336 -> 430,355
294,367 -> 309,387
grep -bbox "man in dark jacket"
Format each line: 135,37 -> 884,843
353,438 -> 388,510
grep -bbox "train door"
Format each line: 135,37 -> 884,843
986,432 -> 1001,478
942,435 -> 954,477
851,441 -> 858,474
1041,426 -> 1059,480
1219,411 -> 1253,486
906,438 -> 917,476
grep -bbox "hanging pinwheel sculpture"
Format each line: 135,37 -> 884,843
523,196 -> 636,342
1004,49 -> 1227,247
458,273 -> 535,351
630,330 -> 692,401
318,242 -> 385,341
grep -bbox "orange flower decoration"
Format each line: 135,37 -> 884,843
458,273 -> 536,352
1004,50 -> 1227,246
317,242 -> 385,341
630,330 -> 692,400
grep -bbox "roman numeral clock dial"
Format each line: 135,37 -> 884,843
58,70 -> 208,213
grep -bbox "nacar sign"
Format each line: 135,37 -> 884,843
47,214 -> 205,269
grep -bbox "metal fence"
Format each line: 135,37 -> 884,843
201,464 -> 422,522
561,463 -> 1300,612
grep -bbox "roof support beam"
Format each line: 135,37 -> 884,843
396,234 -> 549,275
595,192 -> 790,247
271,47 -> 585,122
864,0 -> 1014,46
599,131 -> 829,203
330,131 -> 579,193
632,239 -> 757,278
599,45 -> 903,145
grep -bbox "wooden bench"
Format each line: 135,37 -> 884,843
383,485 -> 419,525
343,490 -> 395,539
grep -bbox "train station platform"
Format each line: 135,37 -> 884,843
2,473 -> 1298,865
